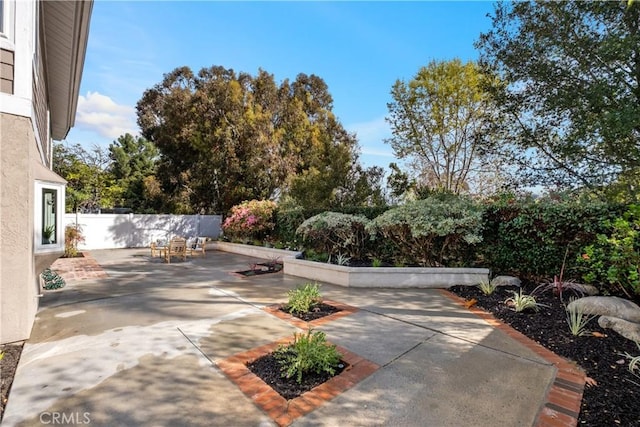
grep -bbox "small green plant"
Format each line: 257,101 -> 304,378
564,297 -> 596,336
41,268 -> 66,290
372,258 -> 383,267
265,256 -> 282,272
331,253 -> 351,266
274,329 -> 342,384
477,280 -> 498,295
42,224 -> 55,243
505,289 -> 546,312
285,282 -> 322,314
622,342 -> 640,387
304,248 -> 329,263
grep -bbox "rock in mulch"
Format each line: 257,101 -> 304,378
571,283 -> 600,296
598,316 -> 640,343
490,275 -> 521,287
566,296 -> 640,323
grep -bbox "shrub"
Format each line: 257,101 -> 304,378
274,329 -> 342,384
481,197 -> 622,282
285,283 -> 322,315
64,224 -> 85,258
366,196 -> 483,267
273,198 -> 307,248
222,200 -> 277,242
579,204 -> 640,297
296,212 -> 370,260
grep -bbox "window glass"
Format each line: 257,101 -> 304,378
42,188 -> 57,244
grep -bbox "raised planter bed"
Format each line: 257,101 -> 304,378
284,257 -> 489,288
208,241 -> 301,260
210,241 -> 489,289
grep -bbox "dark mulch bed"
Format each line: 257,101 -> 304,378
236,262 -> 283,277
0,342 -> 23,422
280,303 -> 341,322
247,352 -> 347,400
448,284 -> 640,427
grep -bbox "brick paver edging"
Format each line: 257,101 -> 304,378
263,300 -> 359,329
440,289 -> 586,427
217,338 -> 380,427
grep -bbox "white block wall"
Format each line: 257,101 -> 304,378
64,213 -> 222,250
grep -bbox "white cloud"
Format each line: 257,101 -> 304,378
347,116 -> 395,158
348,116 -> 389,143
75,91 -> 138,140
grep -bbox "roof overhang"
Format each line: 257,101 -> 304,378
41,0 -> 93,141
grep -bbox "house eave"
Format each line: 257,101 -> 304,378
42,0 -> 93,141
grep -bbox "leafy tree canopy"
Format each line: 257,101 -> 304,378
385,59 -> 503,195
108,133 -> 159,212
136,66 -> 366,213
477,1 -> 640,198
53,143 -> 119,213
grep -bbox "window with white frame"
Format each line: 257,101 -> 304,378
0,0 -> 15,43
35,181 -> 65,251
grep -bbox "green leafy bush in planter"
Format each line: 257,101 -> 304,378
296,212 -> 370,260
274,329 -> 342,384
285,282 -> 322,314
366,195 -> 483,267
222,200 -> 277,243
579,204 -> 640,297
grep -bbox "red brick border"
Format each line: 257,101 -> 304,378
217,337 -> 380,427
263,300 -> 359,329
440,289 -> 585,427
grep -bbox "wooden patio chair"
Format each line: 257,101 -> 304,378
163,237 -> 187,263
187,237 -> 206,257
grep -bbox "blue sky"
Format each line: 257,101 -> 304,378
65,1 -> 496,171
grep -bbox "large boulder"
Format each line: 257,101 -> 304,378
598,316 -> 640,343
566,296 -> 640,323
490,275 -> 521,287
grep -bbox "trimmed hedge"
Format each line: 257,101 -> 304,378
481,198 -> 624,282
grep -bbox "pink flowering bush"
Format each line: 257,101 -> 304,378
222,200 -> 277,242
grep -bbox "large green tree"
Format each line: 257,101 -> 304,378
385,59 -> 501,195
136,66 -> 361,213
477,1 -> 640,198
53,143 -> 118,212
108,133 -> 159,212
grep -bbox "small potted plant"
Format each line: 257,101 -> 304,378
42,225 -> 55,244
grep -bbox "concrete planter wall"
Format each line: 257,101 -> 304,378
211,241 -> 488,289
284,257 -> 488,288
209,241 -> 302,260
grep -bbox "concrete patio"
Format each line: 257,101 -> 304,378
2,249 -> 584,426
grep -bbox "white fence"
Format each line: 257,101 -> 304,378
64,214 -> 222,250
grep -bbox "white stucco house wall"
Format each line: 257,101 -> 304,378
0,0 -> 93,344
